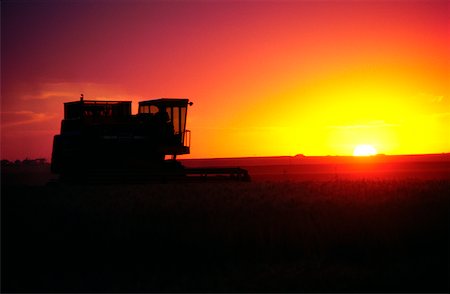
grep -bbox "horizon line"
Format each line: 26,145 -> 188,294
2,152 -> 450,162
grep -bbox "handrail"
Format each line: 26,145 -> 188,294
183,130 -> 191,148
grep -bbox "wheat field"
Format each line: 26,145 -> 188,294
2,177 -> 449,292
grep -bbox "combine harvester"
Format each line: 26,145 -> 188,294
51,96 -> 250,183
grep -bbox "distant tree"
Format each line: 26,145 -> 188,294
36,158 -> 47,164
4,158 -> 48,166
1,159 -> 11,167
18,158 -> 48,166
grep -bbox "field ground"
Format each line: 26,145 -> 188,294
1,159 -> 449,292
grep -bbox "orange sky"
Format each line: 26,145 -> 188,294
2,0 -> 449,160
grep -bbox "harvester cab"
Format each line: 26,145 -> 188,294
138,98 -> 192,158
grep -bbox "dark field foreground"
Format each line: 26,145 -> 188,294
2,177 -> 449,292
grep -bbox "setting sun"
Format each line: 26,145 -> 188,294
353,144 -> 377,156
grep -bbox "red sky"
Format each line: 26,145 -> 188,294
2,0 -> 449,160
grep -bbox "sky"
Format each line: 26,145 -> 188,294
1,0 -> 449,160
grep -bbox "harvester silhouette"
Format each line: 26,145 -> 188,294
51,96 -> 250,182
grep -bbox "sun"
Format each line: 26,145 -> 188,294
353,144 -> 377,156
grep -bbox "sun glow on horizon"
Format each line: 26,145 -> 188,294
353,144 -> 378,156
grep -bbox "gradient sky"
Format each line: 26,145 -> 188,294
2,0 -> 449,160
